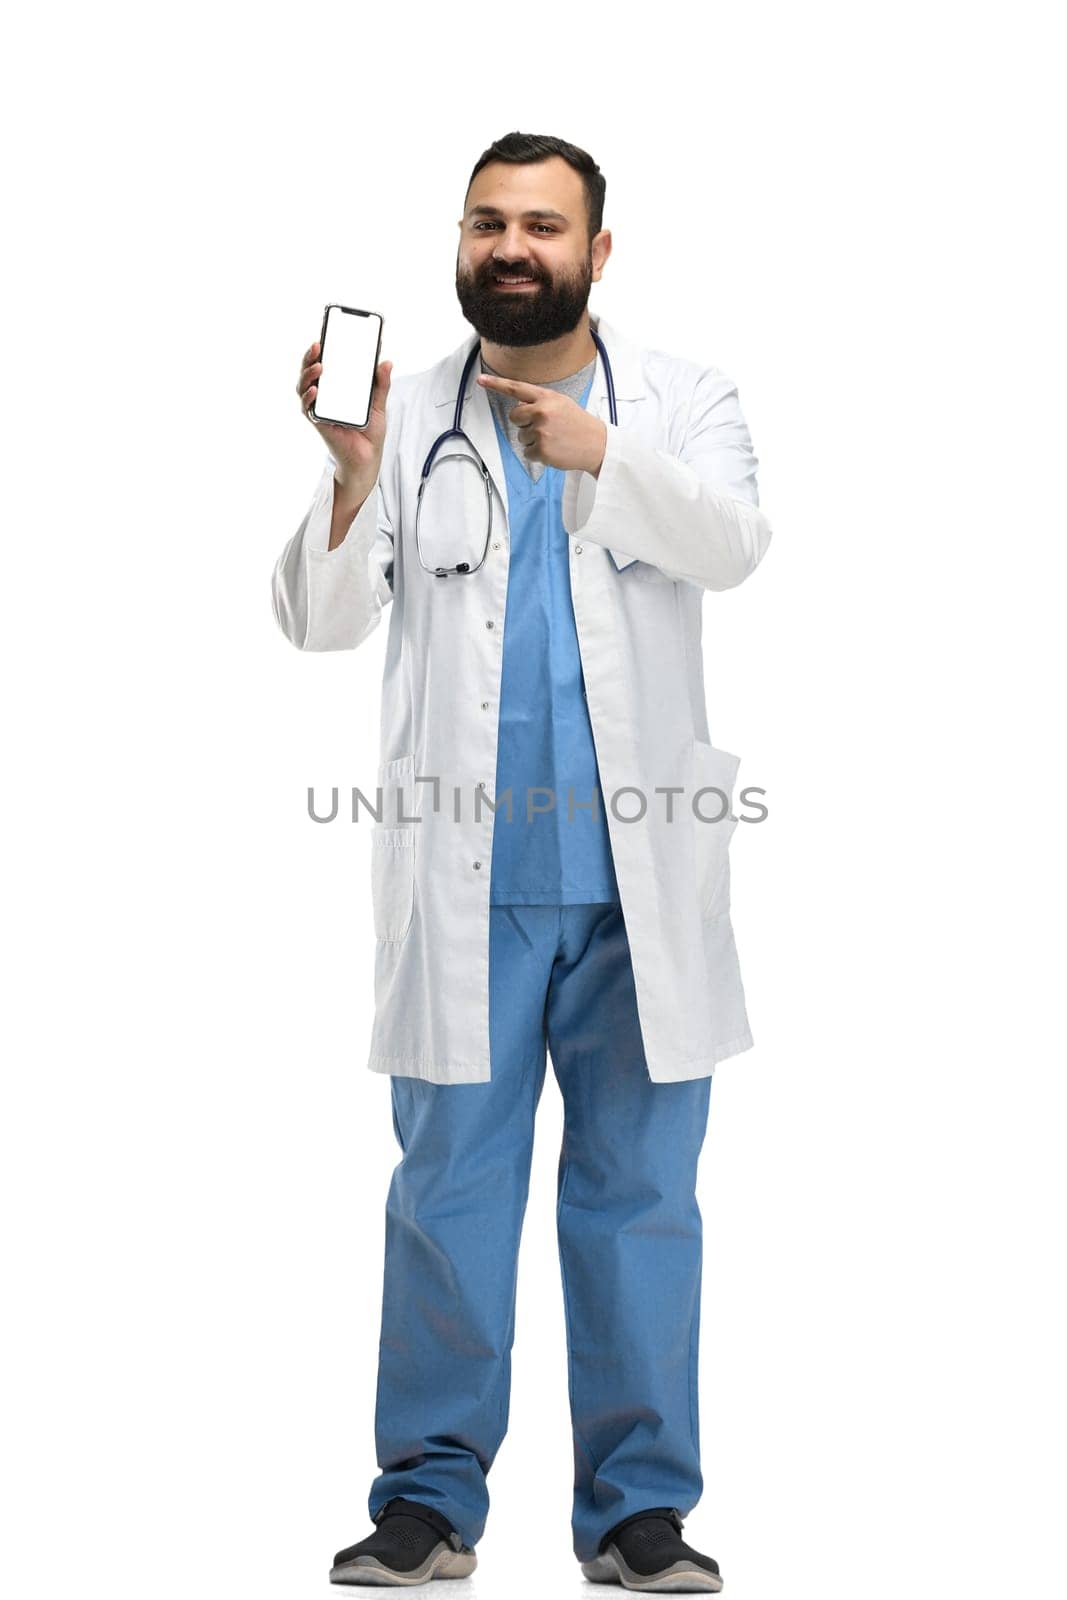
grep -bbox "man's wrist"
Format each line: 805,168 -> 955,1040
333,469 -> 377,512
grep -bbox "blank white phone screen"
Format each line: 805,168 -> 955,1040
315,308 -> 381,426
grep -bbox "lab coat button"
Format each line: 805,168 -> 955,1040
473,860 -> 482,870
575,544 -> 583,554
481,701 -> 490,710
485,620 -> 495,629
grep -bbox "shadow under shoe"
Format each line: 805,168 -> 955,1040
580,1506 -> 723,1593
329,1497 -> 477,1586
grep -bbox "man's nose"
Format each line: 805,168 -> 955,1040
491,229 -> 532,264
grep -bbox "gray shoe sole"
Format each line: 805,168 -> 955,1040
581,1543 -> 723,1593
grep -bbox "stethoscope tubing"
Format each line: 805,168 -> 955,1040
415,327 -> 617,576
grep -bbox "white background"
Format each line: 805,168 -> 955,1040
4,4 -> 1064,1597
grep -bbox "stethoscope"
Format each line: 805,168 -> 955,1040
414,325 -> 618,577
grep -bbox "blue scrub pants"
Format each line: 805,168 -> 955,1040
367,902 -> 713,1562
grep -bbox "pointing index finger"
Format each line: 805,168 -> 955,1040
476,374 -> 547,399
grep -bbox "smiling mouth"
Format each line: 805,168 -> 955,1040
492,275 -> 540,288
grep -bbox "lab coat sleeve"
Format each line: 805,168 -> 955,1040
561,368 -> 773,589
271,455 -> 395,651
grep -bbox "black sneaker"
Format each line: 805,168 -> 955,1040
580,1506 -> 723,1592
329,1497 -> 477,1586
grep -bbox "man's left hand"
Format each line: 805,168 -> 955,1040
476,374 -> 608,477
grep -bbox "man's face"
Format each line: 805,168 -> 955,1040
455,156 -> 609,348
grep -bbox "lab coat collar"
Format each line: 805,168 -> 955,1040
430,313 -> 646,571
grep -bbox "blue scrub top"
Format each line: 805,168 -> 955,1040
488,370 -> 620,905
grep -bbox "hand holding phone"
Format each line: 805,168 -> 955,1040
296,305 -> 390,496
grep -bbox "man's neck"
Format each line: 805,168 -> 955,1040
479,316 -> 597,384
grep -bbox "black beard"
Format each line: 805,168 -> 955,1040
455,256 -> 594,347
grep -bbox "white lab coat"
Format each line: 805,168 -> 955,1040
272,313 -> 772,1084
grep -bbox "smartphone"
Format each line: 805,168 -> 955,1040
310,304 -> 384,429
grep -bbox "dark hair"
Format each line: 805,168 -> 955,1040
466,132 -> 606,245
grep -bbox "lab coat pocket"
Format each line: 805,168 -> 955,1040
378,753 -> 418,827
692,740 -> 740,920
370,827 -> 415,943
